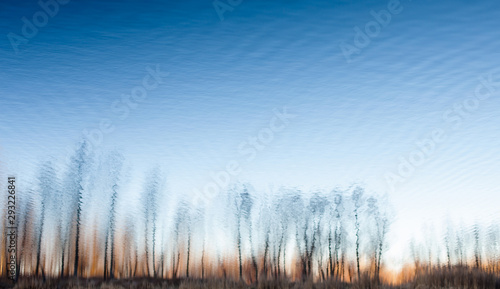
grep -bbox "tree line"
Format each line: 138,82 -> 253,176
0,140 -> 459,284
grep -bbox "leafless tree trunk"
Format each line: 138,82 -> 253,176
186,229 -> 191,278
35,162 -> 57,280
201,243 -> 205,279
352,188 -> 363,281
104,228 -> 109,279
109,182 -> 120,279
237,217 -> 243,281
472,223 -> 480,269
69,141 -> 91,278
142,168 -> 162,278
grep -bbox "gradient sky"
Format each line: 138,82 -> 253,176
1,0 -> 500,270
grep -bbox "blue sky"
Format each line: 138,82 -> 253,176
1,0 -> 500,269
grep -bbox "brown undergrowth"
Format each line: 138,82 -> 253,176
2,268 -> 499,289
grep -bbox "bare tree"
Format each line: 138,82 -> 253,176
102,152 -> 124,279
486,223 -> 500,273
288,191 -> 308,280
473,223 -> 482,269
15,188 -> 36,280
271,192 -> 293,279
329,190 -> 345,280
351,186 -> 364,281
35,161 -> 57,279
142,168 -> 162,277
231,184 -> 253,282
306,193 -> 328,279
66,141 -> 92,277
444,221 -> 454,269
367,195 -> 389,283
172,201 -> 189,279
